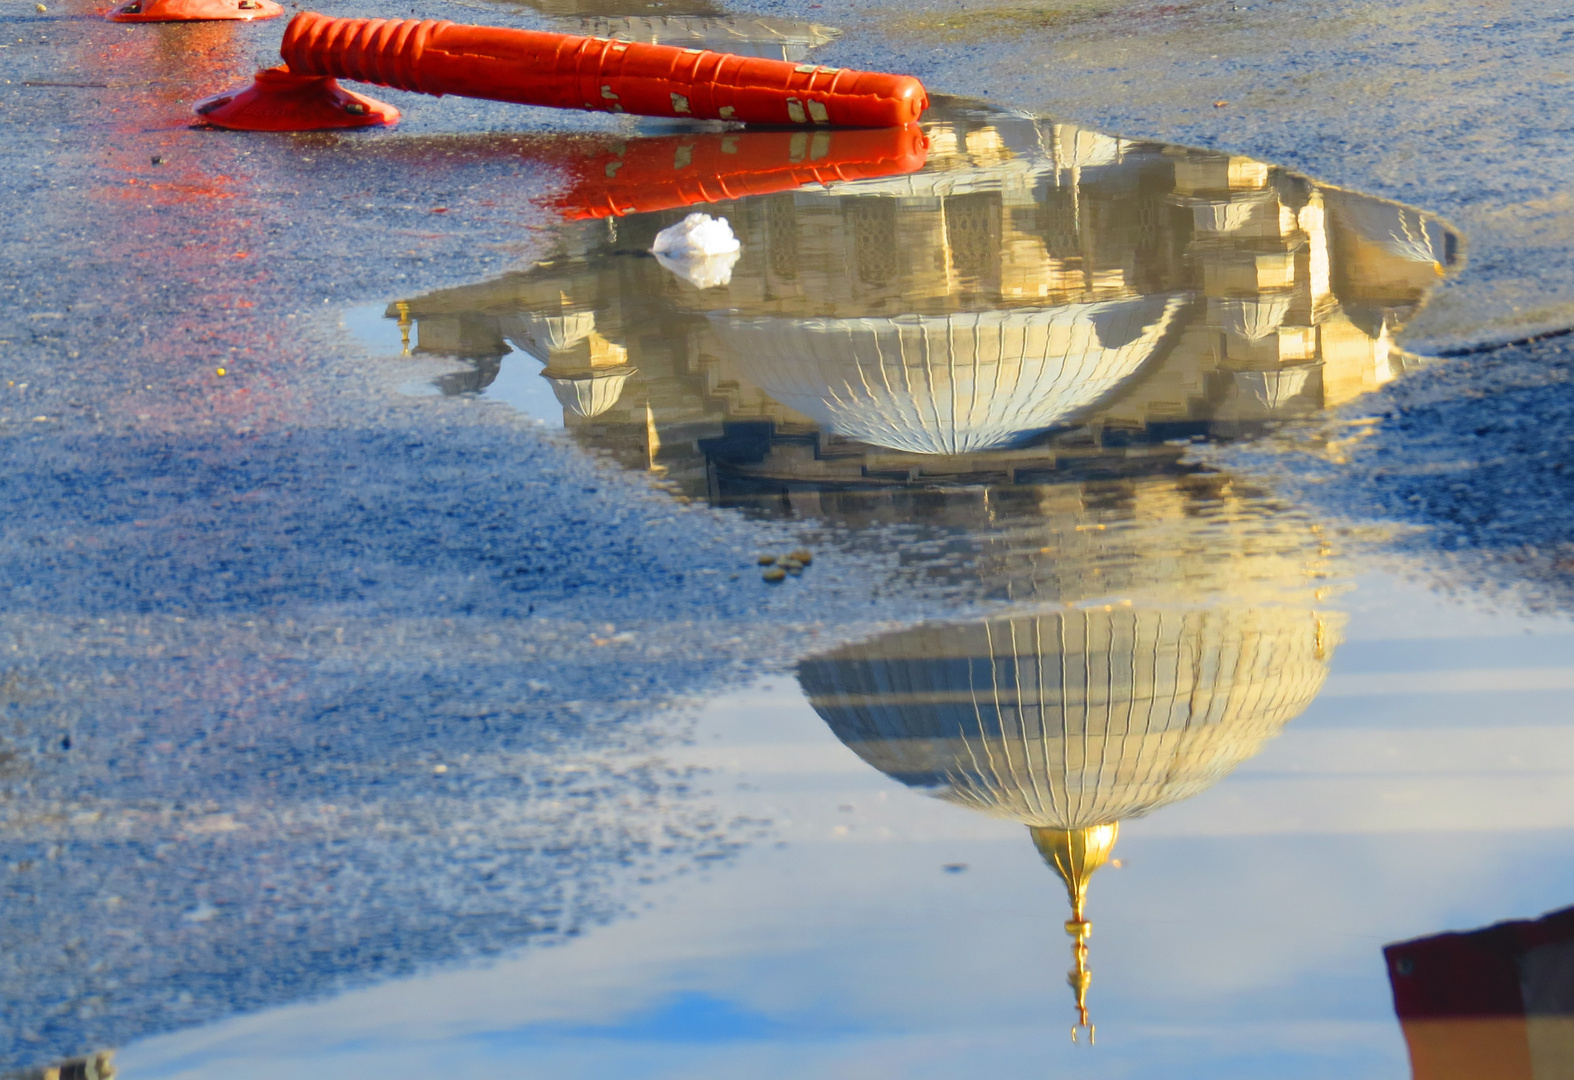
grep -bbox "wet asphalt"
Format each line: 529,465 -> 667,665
1,0 -> 1573,1068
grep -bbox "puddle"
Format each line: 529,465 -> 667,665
20,90 -> 1574,1080
179,99 -> 1572,1080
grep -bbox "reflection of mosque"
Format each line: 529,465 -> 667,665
387,100 -> 1455,1037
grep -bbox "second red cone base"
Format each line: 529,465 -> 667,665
194,67 -> 399,131
107,0 -> 283,21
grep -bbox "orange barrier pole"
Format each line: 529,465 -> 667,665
195,10 -> 928,131
548,126 -> 929,219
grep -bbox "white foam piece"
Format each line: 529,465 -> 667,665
652,213 -> 743,288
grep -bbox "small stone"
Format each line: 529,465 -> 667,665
757,554 -> 777,565
35,4 -> 46,12
151,155 -> 165,165
432,764 -> 448,774
787,548 -> 813,565
780,559 -> 803,575
762,567 -> 786,583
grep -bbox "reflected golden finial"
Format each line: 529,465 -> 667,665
396,301 -> 412,357
1030,822 -> 1119,1044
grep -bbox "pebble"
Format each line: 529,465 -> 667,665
787,548 -> 813,565
756,554 -> 777,565
761,567 -> 786,583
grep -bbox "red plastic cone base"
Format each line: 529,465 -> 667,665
194,67 -> 399,132
108,0 -> 282,21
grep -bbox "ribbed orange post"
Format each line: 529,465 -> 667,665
195,10 -> 928,131
281,12 -> 927,127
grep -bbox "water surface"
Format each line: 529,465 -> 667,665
11,49 -> 1572,1080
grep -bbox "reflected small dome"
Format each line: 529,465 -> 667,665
1211,295 -> 1294,341
1324,189 -> 1454,268
507,311 -> 599,362
546,367 -> 635,418
1190,194 -> 1274,234
1231,365 -> 1318,412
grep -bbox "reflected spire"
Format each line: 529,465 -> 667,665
1068,919 -> 1094,1044
1032,822 -> 1118,1043
645,401 -> 665,474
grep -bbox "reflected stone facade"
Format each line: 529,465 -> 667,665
390,99 -> 1458,509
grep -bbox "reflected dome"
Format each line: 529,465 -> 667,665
710,295 -> 1188,455
507,311 -> 599,360
1211,295 -> 1294,341
1231,365 -> 1319,412
1324,189 -> 1455,268
799,605 -> 1335,829
547,368 -> 635,418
